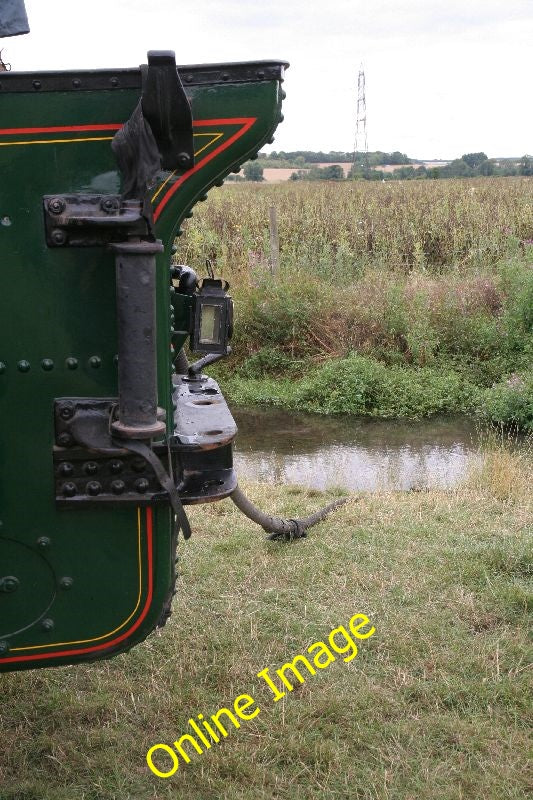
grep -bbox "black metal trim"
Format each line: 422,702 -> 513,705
0,60 -> 288,93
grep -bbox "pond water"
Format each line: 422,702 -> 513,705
232,408 -> 484,491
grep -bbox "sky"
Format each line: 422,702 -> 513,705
3,0 -> 532,159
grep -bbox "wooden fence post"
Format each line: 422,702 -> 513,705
269,206 -> 279,276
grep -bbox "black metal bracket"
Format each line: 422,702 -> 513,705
53,380 -> 238,508
43,195 -> 149,247
141,50 -> 194,172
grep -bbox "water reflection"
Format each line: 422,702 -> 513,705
232,408 -> 482,491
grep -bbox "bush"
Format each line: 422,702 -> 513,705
477,372 -> 533,432
295,354 -> 478,418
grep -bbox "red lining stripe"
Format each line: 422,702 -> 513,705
0,124 -> 122,135
153,117 -> 257,221
1,507 -> 154,665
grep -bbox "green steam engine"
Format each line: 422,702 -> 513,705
0,2 -> 343,673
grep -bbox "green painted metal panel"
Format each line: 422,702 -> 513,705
0,59 -> 286,671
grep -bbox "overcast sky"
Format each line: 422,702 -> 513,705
4,0 -> 532,159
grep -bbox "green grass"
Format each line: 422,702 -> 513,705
1,452 -> 531,799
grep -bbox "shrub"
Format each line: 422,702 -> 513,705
477,372 -> 533,432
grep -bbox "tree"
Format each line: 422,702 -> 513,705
243,161 -> 264,181
461,152 -> 488,169
518,155 -> 533,176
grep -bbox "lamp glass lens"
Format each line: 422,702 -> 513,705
199,303 -> 221,345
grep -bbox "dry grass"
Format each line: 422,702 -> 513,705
178,177 -> 532,277
0,454 -> 531,800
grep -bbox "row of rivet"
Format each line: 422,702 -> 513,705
0,356 -> 118,373
61,478 -> 149,497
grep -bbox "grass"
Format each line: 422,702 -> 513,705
1,449 -> 531,800
176,178 -> 533,428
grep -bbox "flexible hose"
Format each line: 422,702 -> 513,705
230,484 -> 349,541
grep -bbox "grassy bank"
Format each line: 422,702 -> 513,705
178,179 -> 533,429
0,449 -> 531,799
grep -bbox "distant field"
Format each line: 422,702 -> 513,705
242,161 -> 451,181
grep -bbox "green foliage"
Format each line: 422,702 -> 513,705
462,152 -> 488,169
477,372 -> 533,431
295,355 -> 478,418
236,346 -> 298,378
243,161 -> 264,181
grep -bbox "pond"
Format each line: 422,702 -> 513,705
232,408 -> 484,491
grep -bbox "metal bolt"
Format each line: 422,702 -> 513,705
0,641 -> 10,655
0,362 -> 5,374
59,403 -> 74,420
100,197 -> 119,214
41,618 -> 54,631
84,461 -> 98,476
134,478 -> 149,494
37,536 -> 51,549
113,355 -> 119,367
66,357 -> 78,370
111,479 -> 126,495
110,77 -> 119,87
17,360 -> 30,372
59,577 -> 74,590
58,462 -> 74,477
177,152 -> 190,168
89,355 -> 101,368
257,70 -> 265,79
110,460 -> 123,474
48,197 -> 66,215
32,80 -> 42,90
41,358 -> 54,371
72,79 -> 81,88
51,228 -> 67,245
57,432 -> 73,448
62,482 -> 77,497
86,481 -> 102,496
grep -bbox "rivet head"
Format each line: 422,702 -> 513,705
41,618 -> 54,631
110,77 -> 119,87
57,432 -> 73,448
48,197 -> 66,215
0,641 -> 10,655
0,362 -> 5,374
41,358 -> 54,371
32,80 -> 42,90
59,403 -> 74,420
62,482 -> 77,497
134,478 -> 149,494
113,355 -> 119,367
17,360 -> 30,372
84,461 -> 98,476
58,462 -> 74,477
110,460 -> 123,474
177,152 -> 190,168
0,575 -> 19,593
72,79 -> 81,88
89,356 -> 101,368
86,481 -> 101,496
37,536 -> 51,549
66,357 -> 78,370
59,576 -> 74,590
111,479 -> 126,495
51,228 -> 67,245
257,70 -> 265,79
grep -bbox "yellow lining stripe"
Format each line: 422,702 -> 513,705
151,132 -> 224,202
11,508 -> 143,651
0,136 -> 115,146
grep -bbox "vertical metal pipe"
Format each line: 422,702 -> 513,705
110,239 -> 166,439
